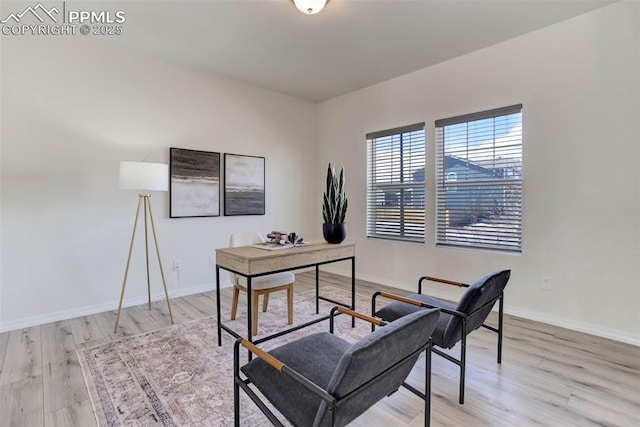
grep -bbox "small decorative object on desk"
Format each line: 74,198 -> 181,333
267,231 -> 288,242
253,231 -> 309,250
287,232 -> 303,246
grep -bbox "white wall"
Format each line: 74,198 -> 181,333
0,35 -> 318,330
317,1 -> 640,344
2,2 -> 638,345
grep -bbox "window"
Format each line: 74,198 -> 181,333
435,105 -> 522,252
366,123 -> 425,242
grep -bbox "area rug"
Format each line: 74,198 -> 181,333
78,287 -> 374,426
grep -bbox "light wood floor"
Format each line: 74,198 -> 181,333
1,271 -> 638,426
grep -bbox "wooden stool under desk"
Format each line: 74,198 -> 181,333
230,275 -> 294,336
229,232 -> 295,335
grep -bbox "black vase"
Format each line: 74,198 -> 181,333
323,223 -> 347,244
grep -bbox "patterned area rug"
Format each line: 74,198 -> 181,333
78,287 -> 373,426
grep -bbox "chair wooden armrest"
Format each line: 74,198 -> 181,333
335,306 -> 384,325
419,276 -> 469,293
372,291 -> 439,310
371,291 -> 464,321
240,339 -> 285,372
234,339 -> 336,405
329,306 -> 387,333
378,291 -> 424,306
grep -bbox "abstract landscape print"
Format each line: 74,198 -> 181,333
224,153 -> 265,215
170,148 -> 221,218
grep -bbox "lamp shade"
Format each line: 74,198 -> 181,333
119,161 -> 169,192
293,0 -> 327,15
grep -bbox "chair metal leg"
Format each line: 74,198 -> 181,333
425,340 -> 432,427
371,292 -> 378,332
498,294 -> 504,364
459,320 -> 467,404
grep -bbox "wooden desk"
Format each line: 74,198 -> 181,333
215,242 -> 356,346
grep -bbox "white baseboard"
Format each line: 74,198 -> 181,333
4,270 -> 639,347
321,266 -> 640,347
0,281 -> 230,333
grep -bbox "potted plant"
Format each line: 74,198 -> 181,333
322,163 -> 348,244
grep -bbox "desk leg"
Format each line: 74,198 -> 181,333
351,257 -> 356,328
247,276 -> 253,361
216,266 -> 222,346
315,265 -> 320,314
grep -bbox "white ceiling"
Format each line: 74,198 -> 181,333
117,0 -> 615,102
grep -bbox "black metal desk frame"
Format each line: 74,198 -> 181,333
215,244 -> 356,348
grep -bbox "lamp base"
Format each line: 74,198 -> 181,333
114,193 -> 173,332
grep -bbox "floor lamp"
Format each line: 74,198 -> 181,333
114,161 -> 174,332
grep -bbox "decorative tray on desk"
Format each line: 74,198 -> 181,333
250,241 -> 311,251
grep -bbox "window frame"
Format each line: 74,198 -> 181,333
366,123 -> 426,243
435,105 -> 523,253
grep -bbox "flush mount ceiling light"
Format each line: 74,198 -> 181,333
292,0 -> 328,15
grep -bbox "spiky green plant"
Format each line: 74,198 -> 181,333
322,163 -> 348,224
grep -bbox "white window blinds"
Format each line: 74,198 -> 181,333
435,105 -> 523,252
366,123 -> 425,243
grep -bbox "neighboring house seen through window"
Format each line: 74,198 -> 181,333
366,123 -> 425,243
435,105 -> 523,252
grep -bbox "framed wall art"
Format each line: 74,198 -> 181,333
170,148 -> 221,218
224,153 -> 265,216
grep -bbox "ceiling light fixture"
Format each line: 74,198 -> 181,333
292,0 -> 328,15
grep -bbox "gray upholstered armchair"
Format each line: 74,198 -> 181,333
372,270 -> 510,404
233,306 -> 440,426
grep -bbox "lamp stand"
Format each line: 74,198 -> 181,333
114,193 -> 174,332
